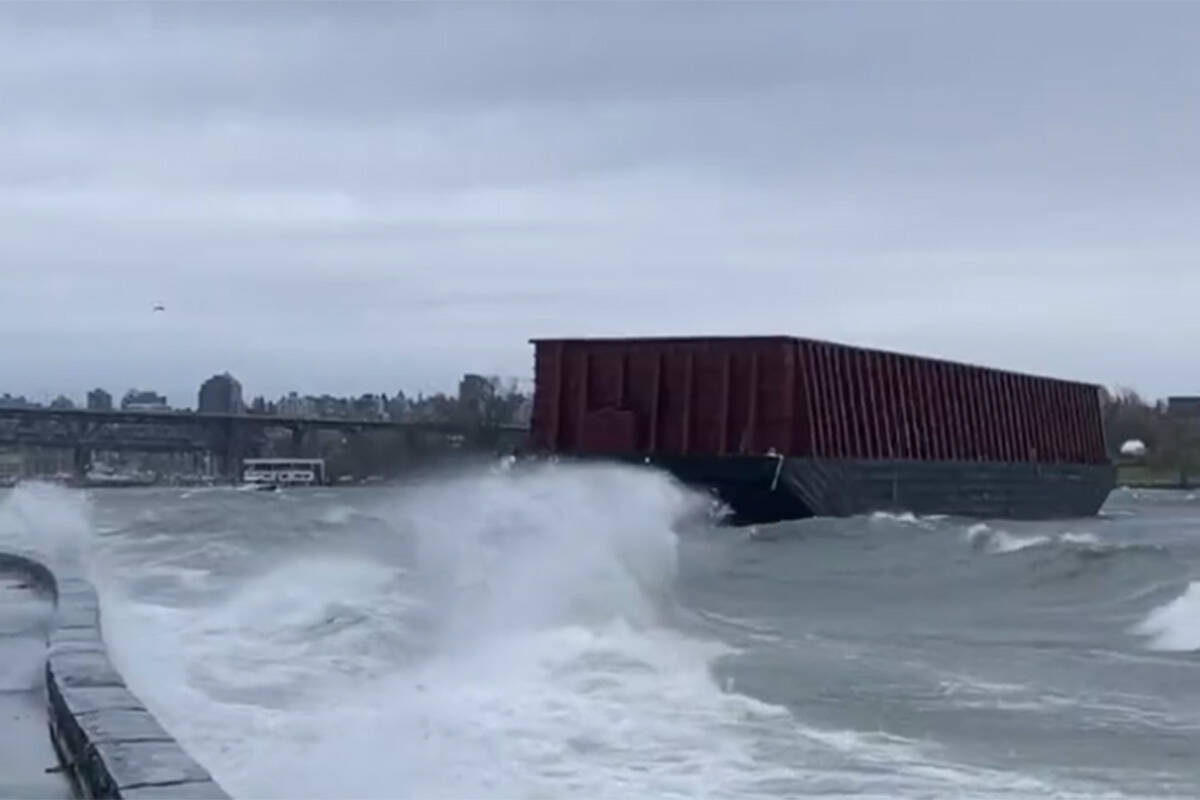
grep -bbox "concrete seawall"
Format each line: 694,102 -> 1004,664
0,550 -> 228,800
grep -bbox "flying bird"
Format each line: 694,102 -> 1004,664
153,303 -> 165,312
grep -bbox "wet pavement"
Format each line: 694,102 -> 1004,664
0,570 -> 72,799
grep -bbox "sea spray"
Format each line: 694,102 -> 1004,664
1134,581 -> 1200,651
94,463 -> 817,798
0,481 -> 93,574
965,523 -> 1052,555
385,461 -> 700,642
65,463 -> 1091,798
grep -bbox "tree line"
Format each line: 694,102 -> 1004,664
1101,388 -> 1200,476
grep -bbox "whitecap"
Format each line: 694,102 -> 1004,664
1133,581 -> 1200,651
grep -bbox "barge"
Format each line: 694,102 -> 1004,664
528,336 -> 1114,524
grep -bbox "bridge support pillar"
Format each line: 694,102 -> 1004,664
72,446 -> 92,479
219,420 -> 245,483
290,426 -> 310,457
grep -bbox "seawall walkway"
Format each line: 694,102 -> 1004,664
0,551 -> 228,800
0,566 -> 71,798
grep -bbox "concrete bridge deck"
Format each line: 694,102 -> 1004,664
0,569 -> 71,799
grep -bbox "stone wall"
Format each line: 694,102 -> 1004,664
0,551 -> 229,800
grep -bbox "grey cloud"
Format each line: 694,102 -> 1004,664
1,2 -> 1198,403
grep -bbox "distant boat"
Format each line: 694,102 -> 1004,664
71,470 -> 157,489
239,458 -> 326,489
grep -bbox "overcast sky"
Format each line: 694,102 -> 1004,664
1,2 -> 1197,406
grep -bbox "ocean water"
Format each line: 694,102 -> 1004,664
1,467 -> 1198,799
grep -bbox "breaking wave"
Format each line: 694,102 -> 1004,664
90,463 -> 832,798
965,523 -> 1053,555
4,469 -> 1170,798
1133,581 -> 1200,652
963,524 -> 1160,561
0,481 -> 92,574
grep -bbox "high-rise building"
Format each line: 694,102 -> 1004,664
353,393 -> 386,420
278,392 -> 316,418
458,373 -> 494,418
87,389 -> 113,411
0,394 -> 36,409
198,373 -> 244,414
121,389 -> 169,411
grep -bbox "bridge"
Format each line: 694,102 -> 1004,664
0,406 -> 528,479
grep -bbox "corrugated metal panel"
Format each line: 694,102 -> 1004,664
913,358 -> 932,460
530,336 -> 1110,466
964,367 -> 983,460
898,355 -> 919,460
1060,383 -> 1076,462
1054,381 -> 1072,463
932,361 -> 951,461
793,341 -> 815,455
1088,387 -> 1106,462
876,352 -> 896,458
1084,390 -> 1098,462
868,351 -> 892,459
1076,385 -> 1090,461
1013,374 -> 1031,461
999,372 -> 1018,463
1047,380 -> 1066,463
950,364 -> 969,461
1033,375 -> 1053,462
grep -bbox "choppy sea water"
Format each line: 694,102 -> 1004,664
1,467 -> 1198,799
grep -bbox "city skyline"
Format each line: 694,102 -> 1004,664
1,370 -> 533,415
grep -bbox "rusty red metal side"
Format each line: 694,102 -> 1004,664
918,360 -> 938,460
954,365 -> 976,460
815,343 -> 836,457
1031,373 -> 1053,463
867,351 -> 893,459
938,362 -> 957,460
1044,379 -> 1064,463
1085,386 -> 1105,463
829,345 -> 851,458
1074,386 -> 1090,462
529,337 -> 1110,467
956,366 -> 972,460
899,355 -> 920,459
794,340 -> 817,456
993,371 -> 1012,460
1013,374 -> 1032,462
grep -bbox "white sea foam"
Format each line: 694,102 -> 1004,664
965,523 -> 1105,555
95,464 -> 823,798
0,481 -> 93,573
1133,581 -> 1200,651
9,467 -> 1071,799
965,523 -> 1051,554
990,532 -> 1054,553
317,505 -> 356,526
1059,532 -> 1102,547
870,510 -> 921,525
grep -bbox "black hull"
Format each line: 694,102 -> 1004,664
627,455 -> 1116,525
